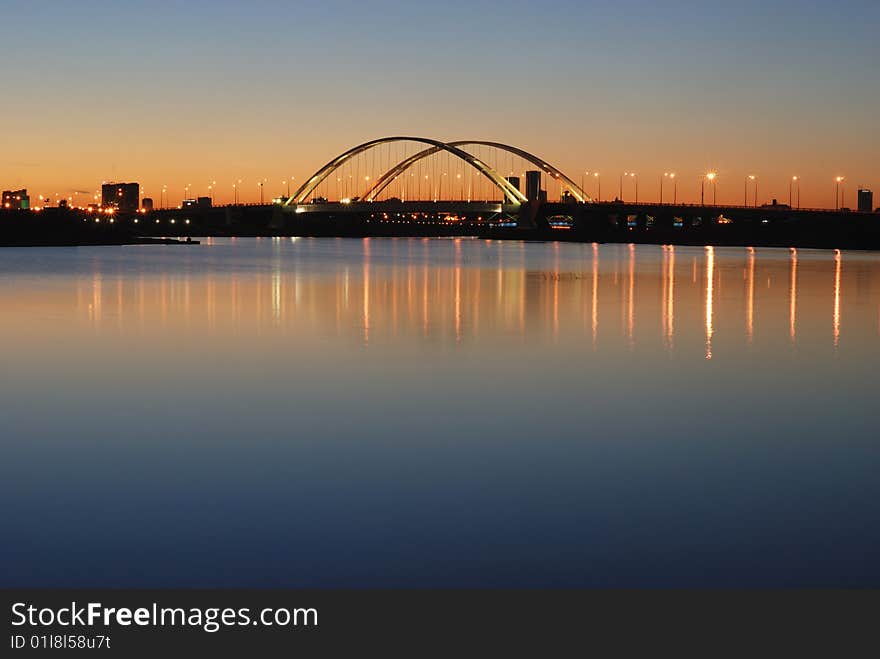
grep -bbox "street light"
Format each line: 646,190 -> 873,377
790,176 -> 799,209
620,172 -> 636,202
661,172 -> 675,204
594,172 -> 600,202
835,176 -> 844,210
745,175 -> 756,207
702,172 -> 717,206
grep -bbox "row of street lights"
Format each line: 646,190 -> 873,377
578,171 -> 833,209
152,172 -> 846,209
157,177 -> 297,208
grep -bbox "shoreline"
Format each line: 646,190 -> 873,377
1,232 -> 877,251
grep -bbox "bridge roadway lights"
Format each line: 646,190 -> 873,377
282,201 -> 511,216
282,199 -> 553,231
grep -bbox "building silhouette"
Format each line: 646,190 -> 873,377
101,182 -> 139,212
525,171 -> 542,202
857,188 -> 873,213
2,189 -> 30,210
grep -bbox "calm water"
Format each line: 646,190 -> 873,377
2,238 -> 879,587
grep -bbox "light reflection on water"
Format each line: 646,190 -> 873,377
11,239 -> 874,352
1,238 -> 879,587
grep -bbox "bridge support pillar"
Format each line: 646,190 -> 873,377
269,205 -> 286,230
518,201 -> 540,230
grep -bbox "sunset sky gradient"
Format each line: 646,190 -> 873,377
1,0 -> 877,208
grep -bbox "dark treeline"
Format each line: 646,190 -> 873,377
4,203 -> 880,250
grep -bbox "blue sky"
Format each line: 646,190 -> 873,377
2,0 -> 878,206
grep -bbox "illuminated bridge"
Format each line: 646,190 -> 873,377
281,137 -> 591,228
137,136 -> 880,248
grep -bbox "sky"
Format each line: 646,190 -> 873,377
1,0 -> 878,208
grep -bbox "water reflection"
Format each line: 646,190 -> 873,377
661,245 -> 675,349
3,238 -> 880,589
705,246 -> 715,360
627,243 -> 635,347
0,240 -> 876,358
833,249 -> 842,349
592,242 -> 599,348
363,238 -> 370,343
746,246 -> 755,344
790,248 -> 798,341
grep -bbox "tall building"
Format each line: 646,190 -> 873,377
101,182 -> 140,212
857,188 -> 873,213
2,189 -> 29,210
525,171 -> 542,202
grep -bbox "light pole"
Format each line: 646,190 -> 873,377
259,179 -> 266,205
670,173 -> 677,204
745,175 -> 756,207
594,172 -> 600,202
835,176 -> 844,209
700,172 -> 718,206
790,176 -> 799,209
661,172 -> 675,204
703,172 -> 717,206
620,172 -> 636,202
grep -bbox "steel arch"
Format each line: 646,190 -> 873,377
364,140 -> 591,203
284,137 -> 527,206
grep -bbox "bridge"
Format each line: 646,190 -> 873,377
281,137 -> 590,228
109,136 -> 879,249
